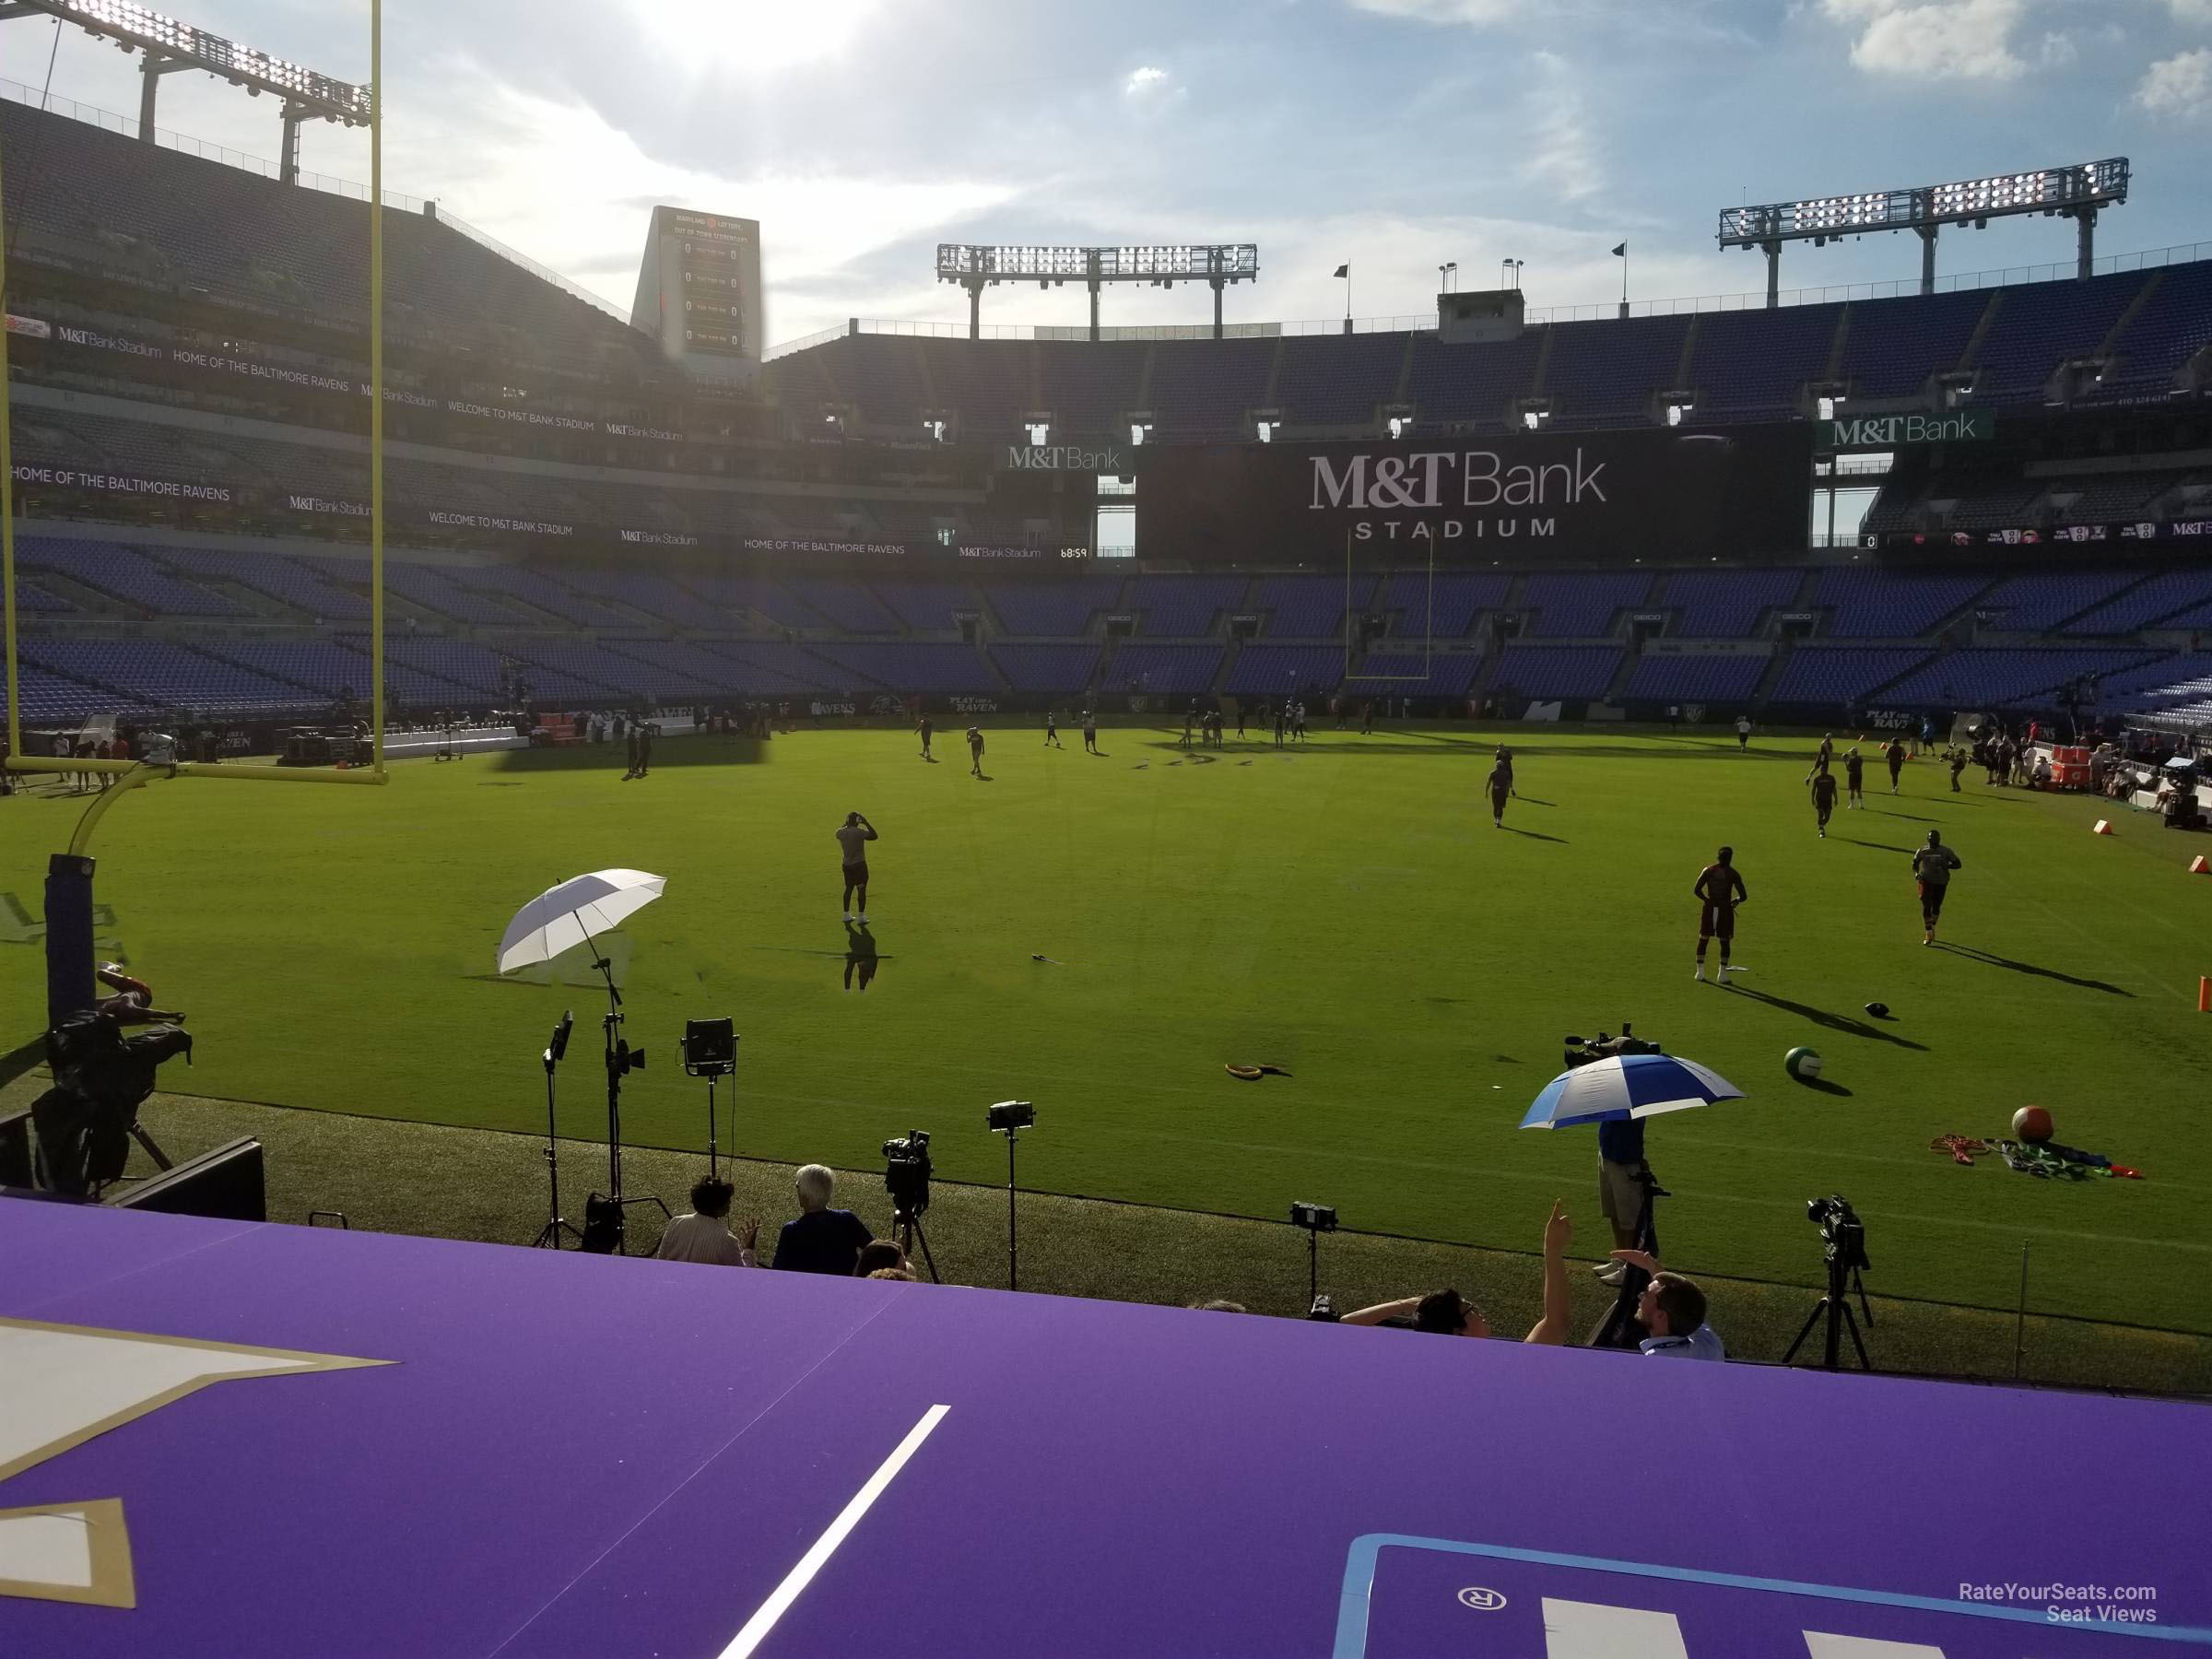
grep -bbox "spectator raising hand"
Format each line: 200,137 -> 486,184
1344,1201 -> 1578,1346
1524,1200 -> 1574,1347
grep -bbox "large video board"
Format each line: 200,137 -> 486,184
631,206 -> 763,386
1135,426 -> 1815,564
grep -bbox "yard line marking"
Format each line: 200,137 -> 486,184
716,1404 -> 949,1659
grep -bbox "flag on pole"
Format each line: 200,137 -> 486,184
1612,243 -> 1627,257
1333,264 -> 1349,277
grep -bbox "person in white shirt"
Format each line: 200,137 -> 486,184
653,1178 -> 759,1266
1607,1247 -> 1725,1359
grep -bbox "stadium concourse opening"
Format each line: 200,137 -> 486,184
4,10 -> 2212,1653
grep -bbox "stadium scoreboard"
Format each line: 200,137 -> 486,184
630,206 -> 763,385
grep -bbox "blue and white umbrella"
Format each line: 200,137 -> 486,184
1520,1053 -> 1744,1130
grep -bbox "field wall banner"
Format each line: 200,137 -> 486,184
1135,427 -> 1815,563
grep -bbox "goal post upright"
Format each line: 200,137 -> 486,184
1341,529 -> 1436,687
0,1 -> 390,1023
369,0 -> 387,775
2,7 -> 389,791
3,114 -> 19,770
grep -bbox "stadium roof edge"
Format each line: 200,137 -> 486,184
766,240 -> 2212,357
0,77 -> 629,324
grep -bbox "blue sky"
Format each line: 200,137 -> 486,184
5,0 -> 2208,345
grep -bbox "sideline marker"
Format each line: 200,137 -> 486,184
2190,855 -> 2208,875
2092,819 -> 2113,835
2201,977 -> 2210,1014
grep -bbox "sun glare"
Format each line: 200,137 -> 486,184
625,0 -> 879,74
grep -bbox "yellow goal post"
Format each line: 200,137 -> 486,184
1341,532 -> 1436,686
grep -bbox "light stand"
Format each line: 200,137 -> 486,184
1290,1201 -> 1337,1311
530,1009 -> 582,1249
682,1018 -> 738,1182
988,1100 -> 1035,1291
579,947 -> 667,1253
1589,1161 -> 1667,1350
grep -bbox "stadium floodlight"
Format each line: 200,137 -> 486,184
935,242 -> 1259,341
1718,159 -> 2128,305
5,0 -> 371,183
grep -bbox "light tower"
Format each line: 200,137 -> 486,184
935,243 -> 1260,341
1719,159 -> 2130,306
1,0 -> 372,183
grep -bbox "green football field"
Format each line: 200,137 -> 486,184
5,722 -> 2206,1333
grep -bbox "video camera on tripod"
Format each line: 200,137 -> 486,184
883,1130 -> 933,1217
880,1130 -> 940,1283
1786,1193 -> 1876,1371
1562,1021 -> 1663,1070
1807,1194 -> 1870,1274
33,1006 -> 193,1195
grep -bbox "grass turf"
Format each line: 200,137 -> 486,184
3,723 -> 2206,1335
8,1087 -> 2205,1393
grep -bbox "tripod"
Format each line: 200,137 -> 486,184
892,1206 -> 941,1283
1291,1213 -> 1340,1310
1783,1241 -> 1875,1371
531,1012 -> 582,1249
580,949 -> 665,1253
998,1122 -> 1024,1291
1589,1162 -> 1666,1350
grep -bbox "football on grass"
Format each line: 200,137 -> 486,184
2013,1105 -> 2054,1144
1784,1046 -> 1823,1082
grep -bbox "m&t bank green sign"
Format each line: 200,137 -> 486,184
1820,410 -> 1994,448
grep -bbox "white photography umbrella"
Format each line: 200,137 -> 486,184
498,868 -> 666,975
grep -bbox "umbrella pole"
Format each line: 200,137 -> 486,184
598,951 -> 623,1204
575,922 -> 665,1253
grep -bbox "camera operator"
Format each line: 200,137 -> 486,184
1341,1201 -> 1574,1345
1595,1112 -> 1650,1287
653,1177 -> 760,1267
1605,1248 -> 1724,1360
771,1163 -> 875,1276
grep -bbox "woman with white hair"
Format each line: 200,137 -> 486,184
771,1163 -> 876,1275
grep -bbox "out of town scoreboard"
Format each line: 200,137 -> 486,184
630,206 -> 763,385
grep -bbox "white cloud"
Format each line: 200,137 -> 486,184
1821,0 -> 2033,81
1521,52 -> 1603,204
381,74 -> 1019,341
2134,48 -> 2212,118
619,0 -> 879,75
1124,65 -> 1171,96
1347,0 -> 1525,21
2169,0 -> 2212,25
2038,30 -> 2077,67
